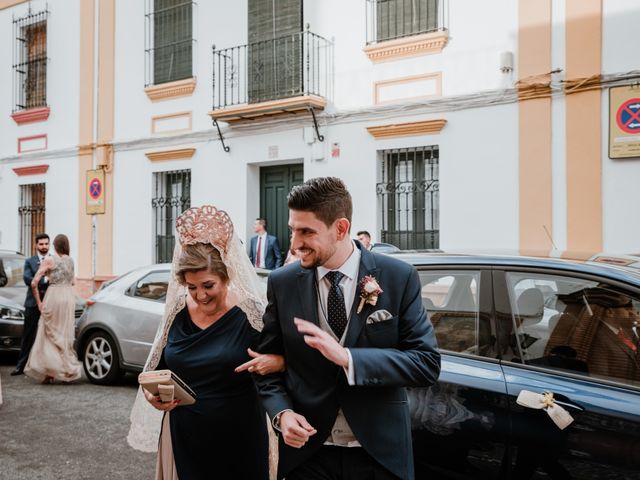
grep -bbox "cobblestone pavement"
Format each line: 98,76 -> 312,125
0,353 -> 155,480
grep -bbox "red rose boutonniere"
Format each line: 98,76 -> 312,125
357,275 -> 383,314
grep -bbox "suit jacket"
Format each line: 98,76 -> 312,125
249,234 -> 283,270
23,255 -> 49,308
255,243 -> 441,479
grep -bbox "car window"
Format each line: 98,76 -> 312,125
0,256 -> 25,288
419,270 -> 480,355
506,272 -> 640,388
131,271 -> 169,302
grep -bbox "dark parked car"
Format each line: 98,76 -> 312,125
399,251 -> 640,479
0,250 -> 85,352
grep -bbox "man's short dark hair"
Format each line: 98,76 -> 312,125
356,231 -> 371,239
256,218 -> 267,228
288,177 -> 352,228
35,233 -> 49,243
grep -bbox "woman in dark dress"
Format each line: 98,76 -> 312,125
131,205 -> 284,480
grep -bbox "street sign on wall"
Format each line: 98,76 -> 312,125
86,169 -> 105,214
609,85 -> 640,159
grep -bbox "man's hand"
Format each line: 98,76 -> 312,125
294,318 -> 349,367
280,411 -> 317,448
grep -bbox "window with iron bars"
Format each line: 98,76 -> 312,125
145,0 -> 195,86
377,146 -> 439,250
18,183 -> 46,256
152,170 -> 191,263
13,9 -> 49,112
366,0 -> 445,44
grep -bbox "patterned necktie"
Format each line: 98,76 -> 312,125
255,236 -> 262,268
326,271 -> 347,339
618,328 -> 637,352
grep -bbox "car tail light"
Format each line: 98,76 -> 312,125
86,299 -> 96,306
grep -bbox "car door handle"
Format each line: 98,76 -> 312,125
552,398 -> 584,413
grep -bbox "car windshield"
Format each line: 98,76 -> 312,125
0,255 -> 25,288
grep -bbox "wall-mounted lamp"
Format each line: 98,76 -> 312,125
500,51 -> 514,74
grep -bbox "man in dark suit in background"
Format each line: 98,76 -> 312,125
249,218 -> 283,270
255,177 -> 440,480
11,233 -> 50,376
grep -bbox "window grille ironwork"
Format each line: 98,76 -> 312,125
18,183 -> 46,256
377,146 -> 439,250
212,29 -> 332,109
365,0 -> 448,45
144,0 -> 196,86
152,170 -> 191,263
12,8 -> 49,112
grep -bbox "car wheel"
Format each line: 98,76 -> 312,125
82,331 -> 122,385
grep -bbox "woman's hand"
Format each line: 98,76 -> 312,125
36,301 -> 43,313
143,388 -> 180,412
235,348 -> 285,375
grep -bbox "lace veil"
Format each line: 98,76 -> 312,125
127,205 -> 267,452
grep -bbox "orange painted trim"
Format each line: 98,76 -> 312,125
366,119 -> 446,139
145,78 -> 197,102
17,134 -> 48,153
209,95 -> 326,122
0,0 -> 28,10
11,107 -> 50,125
518,0 -> 553,252
77,0 -> 95,281
13,164 -> 49,176
373,73 -> 442,105
145,148 -> 196,162
151,111 -> 193,134
363,30 -> 449,62
565,0 -> 602,252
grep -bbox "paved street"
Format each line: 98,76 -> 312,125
0,353 -> 155,480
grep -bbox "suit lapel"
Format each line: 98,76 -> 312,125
297,266 -> 320,326
344,246 -> 379,347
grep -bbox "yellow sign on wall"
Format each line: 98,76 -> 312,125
609,85 -> 640,159
86,169 -> 105,215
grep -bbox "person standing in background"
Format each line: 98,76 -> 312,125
249,218 -> 283,270
356,231 -> 373,251
11,233 -> 50,376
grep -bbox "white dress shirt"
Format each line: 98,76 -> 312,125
255,233 -> 267,268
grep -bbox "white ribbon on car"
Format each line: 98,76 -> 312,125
516,390 -> 574,430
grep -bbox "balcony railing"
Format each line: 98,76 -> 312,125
212,29 -> 332,115
366,0 -> 448,45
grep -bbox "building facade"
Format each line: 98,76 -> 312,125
1,0 -> 639,293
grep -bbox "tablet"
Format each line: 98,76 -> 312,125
138,369 -> 196,405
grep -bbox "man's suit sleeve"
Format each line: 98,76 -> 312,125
350,267 -> 441,387
248,237 -> 255,264
253,274 -> 294,419
271,236 -> 283,268
23,258 -> 35,287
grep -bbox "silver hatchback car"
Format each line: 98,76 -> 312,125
75,264 -> 172,384
76,264 -> 271,385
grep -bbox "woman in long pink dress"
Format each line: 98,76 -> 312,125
24,234 -> 82,384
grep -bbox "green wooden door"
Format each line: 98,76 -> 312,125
260,164 -> 304,256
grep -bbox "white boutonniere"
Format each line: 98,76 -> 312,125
357,275 -> 383,314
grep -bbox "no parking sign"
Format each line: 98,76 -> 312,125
609,85 -> 640,159
86,169 -> 105,214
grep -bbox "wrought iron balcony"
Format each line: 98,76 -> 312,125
210,29 -> 332,123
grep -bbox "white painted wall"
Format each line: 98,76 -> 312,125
601,0 -> 640,252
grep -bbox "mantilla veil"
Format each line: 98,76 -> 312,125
127,205 -> 276,476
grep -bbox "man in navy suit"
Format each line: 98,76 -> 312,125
249,218 -> 283,270
11,233 -> 50,376
254,177 -> 440,480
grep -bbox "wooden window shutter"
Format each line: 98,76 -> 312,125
248,0 -> 302,103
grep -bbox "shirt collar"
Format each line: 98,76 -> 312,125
317,241 -> 361,282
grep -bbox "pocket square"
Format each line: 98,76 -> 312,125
366,309 -> 393,324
